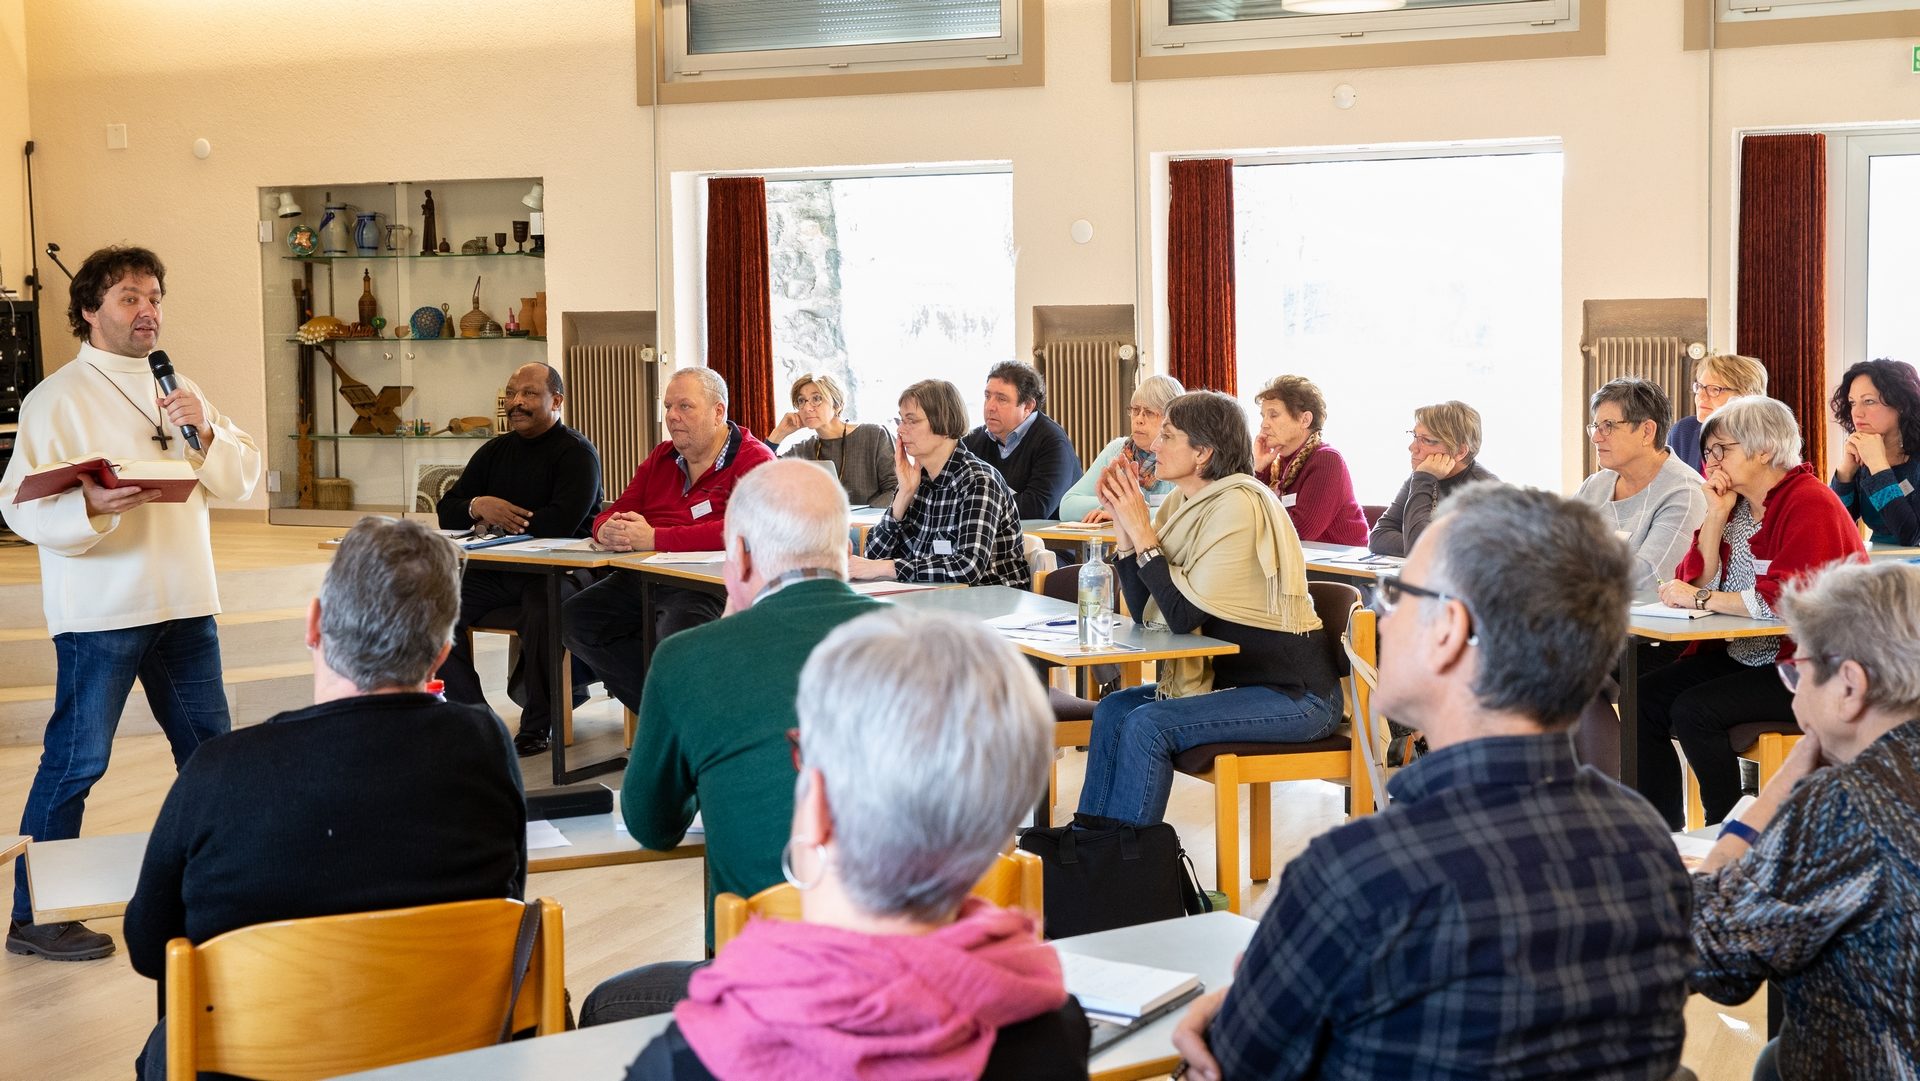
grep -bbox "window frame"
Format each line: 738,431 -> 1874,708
1684,0 -> 1920,48
1146,0 -> 1574,51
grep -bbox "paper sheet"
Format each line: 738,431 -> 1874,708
636,551 -> 727,565
1630,602 -> 1713,620
526,820 -> 572,850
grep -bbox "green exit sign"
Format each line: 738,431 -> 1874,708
1913,44 -> 1920,72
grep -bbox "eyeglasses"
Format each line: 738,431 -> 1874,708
796,394 -> 831,409
1376,573 -> 1480,643
892,414 -> 927,430
1406,430 -> 1446,449
1776,654 -> 1856,693
1585,419 -> 1644,438
1703,441 -> 1741,463
786,727 -> 803,770
1128,406 -> 1161,420
1692,382 -> 1734,398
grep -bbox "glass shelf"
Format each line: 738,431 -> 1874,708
283,251 -> 542,262
292,432 -> 495,441
283,335 -> 546,344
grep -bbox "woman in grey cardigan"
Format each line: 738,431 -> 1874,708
1575,377 -> 1709,590
764,372 -> 898,507
1367,400 -> 1497,556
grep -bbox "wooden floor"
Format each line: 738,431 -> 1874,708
0,522 -> 1766,1079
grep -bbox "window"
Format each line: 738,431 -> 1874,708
1146,0 -> 1578,53
761,170 -> 1015,430
1688,0 -> 1920,48
1720,0 -> 1920,21
1839,132 -> 1920,376
1232,148 -> 1564,499
663,0 -> 1021,82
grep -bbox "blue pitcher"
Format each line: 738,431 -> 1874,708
353,212 -> 382,257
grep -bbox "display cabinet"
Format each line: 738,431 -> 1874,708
261,177 -> 546,525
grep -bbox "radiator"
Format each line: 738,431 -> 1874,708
565,345 -> 666,501
1582,336 -> 1691,475
1034,341 -> 1140,470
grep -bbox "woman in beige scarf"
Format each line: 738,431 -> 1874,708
1075,391 -> 1342,827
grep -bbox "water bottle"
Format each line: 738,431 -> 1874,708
1078,540 -> 1114,649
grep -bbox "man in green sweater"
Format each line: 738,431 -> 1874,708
582,459 -> 882,1025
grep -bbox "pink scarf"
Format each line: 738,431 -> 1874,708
674,899 -> 1067,1081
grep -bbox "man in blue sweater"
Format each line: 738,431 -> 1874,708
960,361 -> 1083,520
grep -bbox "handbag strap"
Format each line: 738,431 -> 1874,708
498,902 -> 543,1043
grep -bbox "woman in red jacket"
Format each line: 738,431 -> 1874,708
1251,375 -> 1369,546
1637,396 -> 1866,827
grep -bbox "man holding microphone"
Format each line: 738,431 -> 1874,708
0,246 -> 260,960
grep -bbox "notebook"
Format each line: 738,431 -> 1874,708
1630,602 -> 1713,621
11,456 -> 198,504
1054,949 -> 1202,1022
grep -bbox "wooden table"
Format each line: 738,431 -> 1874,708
321,537 -> 622,786
332,910 -> 1259,1081
888,585 -> 1239,670
24,815 -> 704,924
1023,518 -> 1118,563
1301,541 -> 1403,582
1615,597 -> 1783,790
1869,542 -> 1920,561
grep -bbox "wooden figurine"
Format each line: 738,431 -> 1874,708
421,189 -> 437,256
323,352 -> 413,435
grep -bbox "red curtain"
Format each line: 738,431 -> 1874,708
706,176 -> 775,437
1737,134 -> 1827,477
1167,158 -> 1237,396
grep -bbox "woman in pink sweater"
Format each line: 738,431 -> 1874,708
624,609 -> 1088,1081
1252,375 -> 1369,546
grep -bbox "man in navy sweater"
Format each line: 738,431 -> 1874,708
435,362 -> 602,755
960,361 -> 1084,520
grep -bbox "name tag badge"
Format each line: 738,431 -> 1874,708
1754,559 -> 1772,575
933,538 -> 955,555
691,500 -> 713,520
1281,493 -> 1298,508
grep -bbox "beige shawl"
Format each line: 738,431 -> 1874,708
1143,473 -> 1321,698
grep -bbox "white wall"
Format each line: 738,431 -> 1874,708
19,0 -> 1920,506
1,0 -> 28,300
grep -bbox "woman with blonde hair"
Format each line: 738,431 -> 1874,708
1251,375 -> 1367,545
1368,401 -> 1497,557
1670,354 -> 1767,475
764,372 -> 897,507
1057,373 -> 1184,523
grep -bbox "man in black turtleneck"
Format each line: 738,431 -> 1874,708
436,362 -> 602,755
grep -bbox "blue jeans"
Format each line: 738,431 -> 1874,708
13,616 -> 230,922
1076,683 -> 1338,826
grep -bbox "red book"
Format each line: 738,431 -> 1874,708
11,457 -> 199,505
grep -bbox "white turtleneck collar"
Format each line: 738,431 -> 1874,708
76,339 -> 156,375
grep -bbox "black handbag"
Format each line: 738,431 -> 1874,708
1017,814 -> 1211,939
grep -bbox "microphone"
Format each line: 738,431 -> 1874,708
147,350 -> 202,451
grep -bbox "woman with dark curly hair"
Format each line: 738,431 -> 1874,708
1830,358 -> 1920,546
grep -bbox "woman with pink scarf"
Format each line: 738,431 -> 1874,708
625,608 -> 1090,1081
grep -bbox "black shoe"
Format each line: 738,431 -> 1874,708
513,730 -> 552,757
6,919 -> 116,961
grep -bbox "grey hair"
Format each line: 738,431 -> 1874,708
319,517 -> 462,692
722,461 -> 850,580
1590,377 -> 1673,450
1778,561 -> 1920,717
796,609 -> 1051,921
1424,483 -> 1632,727
1131,373 -> 1186,414
1701,395 -> 1803,469
669,366 -> 729,409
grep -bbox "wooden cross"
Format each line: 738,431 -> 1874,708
151,428 -> 172,452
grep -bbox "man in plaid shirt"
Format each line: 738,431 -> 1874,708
852,378 -> 1030,589
1173,483 -> 1691,1081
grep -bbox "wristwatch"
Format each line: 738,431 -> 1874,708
1136,545 -> 1163,566
1694,588 -> 1712,611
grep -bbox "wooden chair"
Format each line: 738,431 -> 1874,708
1170,582 -> 1378,914
711,849 -> 1044,953
164,896 -> 565,1080
1361,504 -> 1389,529
1684,722 -> 1800,830
465,623 -> 637,748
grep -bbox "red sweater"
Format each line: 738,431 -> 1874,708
1257,443 -> 1370,546
1675,464 -> 1866,657
594,423 -> 775,552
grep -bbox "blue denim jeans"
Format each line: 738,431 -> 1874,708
13,616 -> 230,922
1076,682 -> 1338,827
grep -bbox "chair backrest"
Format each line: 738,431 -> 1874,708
1362,504 -> 1388,528
1341,606 -> 1391,814
1307,580 -> 1361,677
1034,562 -> 1081,603
712,849 -> 1044,954
166,896 -> 565,1080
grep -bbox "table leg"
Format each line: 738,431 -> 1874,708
549,566 -> 626,786
1617,635 -> 1639,790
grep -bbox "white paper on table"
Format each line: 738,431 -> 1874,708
526,820 -> 572,850
1053,949 -> 1200,1019
637,551 -> 726,565
1046,521 -> 1111,532
1630,602 -> 1713,621
514,536 -> 600,552
985,613 -> 1078,632
849,580 -> 944,596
